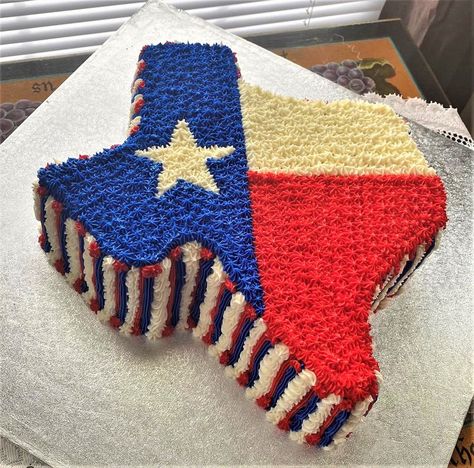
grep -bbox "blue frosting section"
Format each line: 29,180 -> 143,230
94,254 -> 105,309
60,212 -> 70,274
118,271 -> 128,323
140,277 -> 155,334
37,43 -> 264,314
78,235 -> 88,293
171,259 -> 185,327
189,258 -> 214,324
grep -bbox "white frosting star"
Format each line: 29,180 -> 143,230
136,119 -> 235,196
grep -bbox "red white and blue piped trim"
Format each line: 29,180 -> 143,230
34,43 -> 447,451
33,181 -> 442,450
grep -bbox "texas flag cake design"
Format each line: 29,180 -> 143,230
34,43 -> 447,449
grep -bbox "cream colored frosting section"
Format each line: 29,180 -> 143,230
146,258 -> 172,339
240,82 -> 434,176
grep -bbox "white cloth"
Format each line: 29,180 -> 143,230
364,93 -> 473,149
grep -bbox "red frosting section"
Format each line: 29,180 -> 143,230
248,172 -> 447,403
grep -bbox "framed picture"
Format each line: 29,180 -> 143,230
1,55 -> 89,141
1,19 -> 450,143
247,19 -> 450,106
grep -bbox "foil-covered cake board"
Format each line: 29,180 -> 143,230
1,1 -> 472,465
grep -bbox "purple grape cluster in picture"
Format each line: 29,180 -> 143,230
1,99 -> 42,143
311,60 -> 376,95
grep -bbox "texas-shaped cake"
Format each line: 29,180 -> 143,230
34,43 -> 447,449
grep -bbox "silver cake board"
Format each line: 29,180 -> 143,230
1,1 -> 472,465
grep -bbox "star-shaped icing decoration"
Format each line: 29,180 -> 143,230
136,119 -> 235,195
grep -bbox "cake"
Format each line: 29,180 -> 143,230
33,43 -> 447,449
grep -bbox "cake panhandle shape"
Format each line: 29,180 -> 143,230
34,43 -> 447,450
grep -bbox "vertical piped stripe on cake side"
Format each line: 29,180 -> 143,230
129,268 -> 149,335
98,256 -> 116,323
57,202 -> 70,275
280,390 -> 318,432
110,260 -> 129,329
262,363 -> 315,422
43,196 -> 62,266
120,266 -> 140,335
65,218 -> 81,287
386,234 -> 441,298
75,222 -> 87,294
289,393 -> 342,444
208,291 -> 246,357
193,258 -> 225,338
230,318 -> 267,378
209,281 -> 235,345
317,408 -> 352,449
177,241 -> 201,330
134,263 -> 162,335
245,336 -> 273,388
326,396 -> 373,449
371,271 -> 394,304
82,234 -> 96,305
140,275 -> 155,335
36,185 -> 51,253
387,245 -> 426,297
371,233 -> 441,313
89,239 -> 105,313
164,247 -> 185,334
224,305 -> 258,371
42,198 -> 70,276
371,254 -> 409,312
245,343 -> 291,400
201,279 -> 232,346
188,249 -> 215,328
146,258 -> 172,339
261,360 -> 300,410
